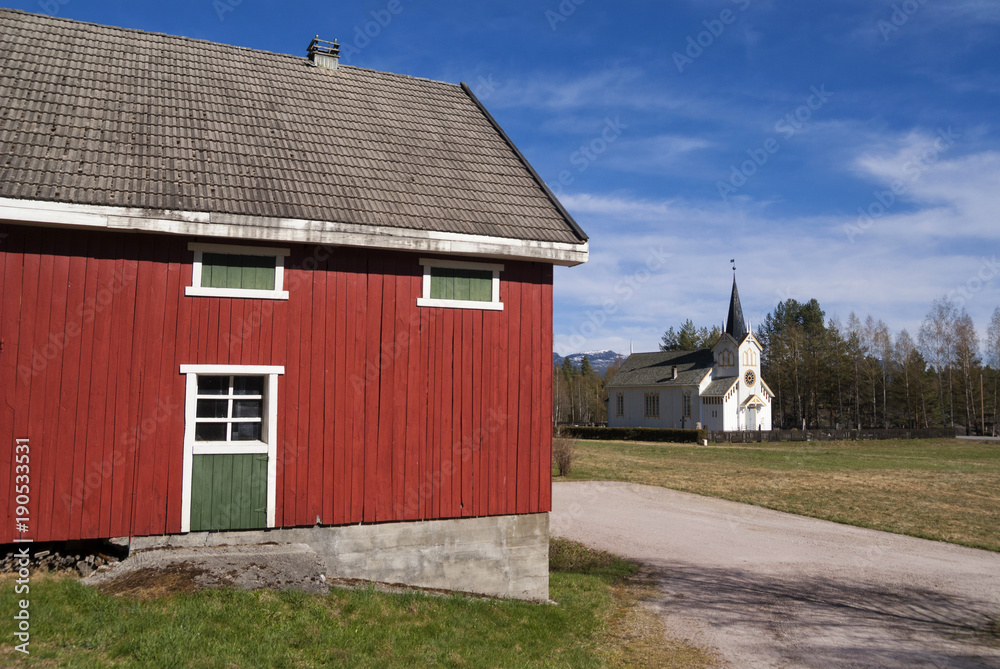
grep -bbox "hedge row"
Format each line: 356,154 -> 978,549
557,426 -> 707,444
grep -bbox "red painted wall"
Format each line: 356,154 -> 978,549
0,224 -> 554,543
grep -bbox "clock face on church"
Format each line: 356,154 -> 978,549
744,370 -> 756,387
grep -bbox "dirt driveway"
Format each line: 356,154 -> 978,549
552,481 -> 1000,669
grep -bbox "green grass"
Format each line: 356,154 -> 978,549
561,438 -> 1000,551
0,541 -> 717,668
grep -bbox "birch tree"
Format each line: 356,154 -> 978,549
918,298 -> 958,427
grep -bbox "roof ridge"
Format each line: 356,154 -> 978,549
0,7 -> 311,63
338,64 -> 461,89
1,8 -> 470,89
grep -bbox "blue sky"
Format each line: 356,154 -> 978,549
11,0 -> 1000,355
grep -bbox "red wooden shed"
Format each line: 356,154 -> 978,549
0,10 -> 587,597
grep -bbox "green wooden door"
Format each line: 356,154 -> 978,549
190,453 -> 268,531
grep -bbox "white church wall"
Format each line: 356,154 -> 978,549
722,393 -> 738,431
759,401 -> 772,430
609,386 -> 701,429
701,399 -> 724,431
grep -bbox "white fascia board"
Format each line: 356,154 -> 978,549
180,364 -> 285,375
0,197 -> 589,266
416,297 -> 504,311
188,241 -> 291,257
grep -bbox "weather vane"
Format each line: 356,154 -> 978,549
731,258 -> 736,273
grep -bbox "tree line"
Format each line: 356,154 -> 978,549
553,300 -> 1000,435
757,297 -> 997,434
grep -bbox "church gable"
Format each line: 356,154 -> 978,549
739,338 -> 760,370
712,336 -> 739,377
608,272 -> 773,432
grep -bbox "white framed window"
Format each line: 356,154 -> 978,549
683,392 -> 692,418
186,242 -> 290,300
179,364 -> 284,532
644,392 -> 660,419
416,258 -> 503,311
616,393 -> 624,417
189,375 -> 268,450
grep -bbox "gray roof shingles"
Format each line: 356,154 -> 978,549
701,377 -> 737,396
0,9 -> 585,244
606,350 -> 715,388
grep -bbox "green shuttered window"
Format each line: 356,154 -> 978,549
417,258 -> 504,311
187,242 -> 290,299
430,267 -> 492,302
201,253 -> 276,291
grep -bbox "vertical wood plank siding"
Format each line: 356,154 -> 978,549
0,225 -> 554,543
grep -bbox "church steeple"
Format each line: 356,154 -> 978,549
726,276 -> 748,342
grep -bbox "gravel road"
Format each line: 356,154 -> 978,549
552,481 -> 1000,669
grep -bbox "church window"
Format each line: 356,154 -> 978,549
682,393 -> 692,418
644,393 -> 660,419
616,393 -> 624,417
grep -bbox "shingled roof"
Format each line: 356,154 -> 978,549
0,9 -> 587,251
605,350 -> 715,388
701,377 -> 737,397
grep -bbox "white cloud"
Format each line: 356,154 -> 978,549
601,134 -> 716,175
929,0 -> 1000,24
489,67 -> 689,113
554,149 -> 1000,355
851,129 -> 1000,241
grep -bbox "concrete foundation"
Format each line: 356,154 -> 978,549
127,513 -> 550,601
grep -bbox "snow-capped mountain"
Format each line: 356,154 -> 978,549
552,350 -> 625,375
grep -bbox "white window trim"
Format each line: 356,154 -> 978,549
416,257 -> 504,311
179,364 -> 284,533
185,242 -> 291,300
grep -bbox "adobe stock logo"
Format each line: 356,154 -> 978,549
339,0 -> 414,62
545,0 -> 587,31
672,0 -> 754,74
717,85 -> 833,201
550,117 -> 628,196
36,0 -> 70,15
877,0 -> 931,41
844,127 -> 959,244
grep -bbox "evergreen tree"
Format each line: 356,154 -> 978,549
660,319 -> 722,351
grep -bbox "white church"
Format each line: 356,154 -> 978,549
607,278 -> 773,432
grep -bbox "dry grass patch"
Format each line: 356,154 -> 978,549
96,564 -> 217,600
550,539 -> 720,668
553,437 -> 576,477
567,438 -> 1000,551
603,571 -> 720,669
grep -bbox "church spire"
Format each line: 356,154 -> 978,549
726,275 -> 748,342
